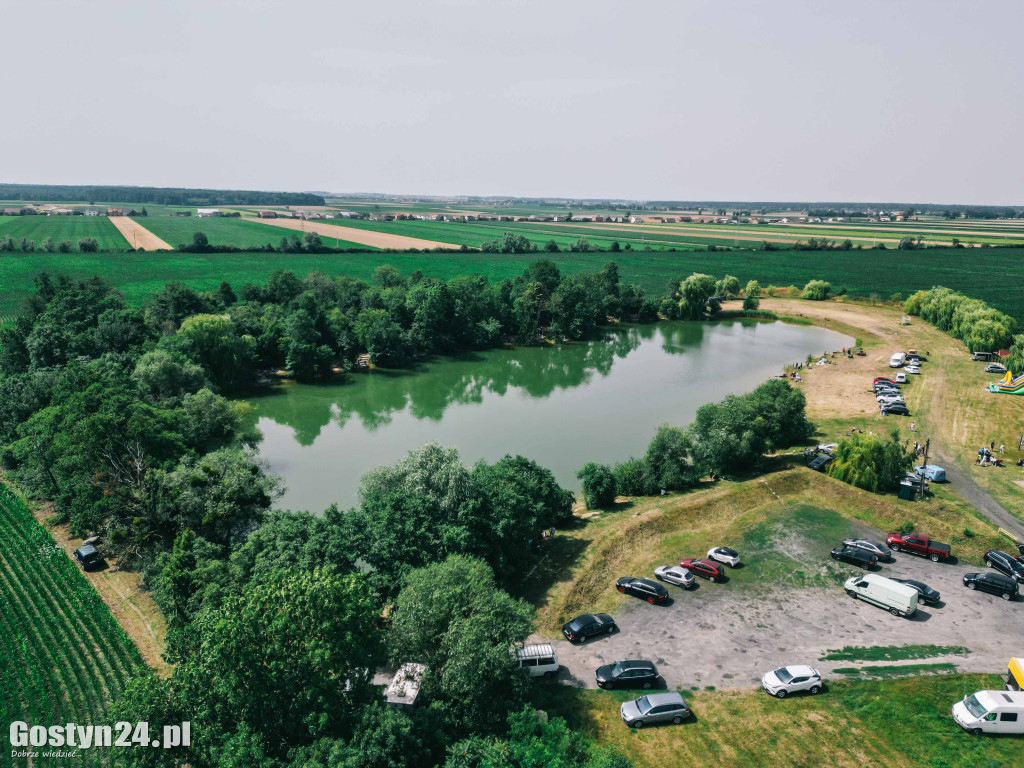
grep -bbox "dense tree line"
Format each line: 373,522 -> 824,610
903,286 -> 1017,352
0,182 -> 324,206
0,234 -> 101,252
579,379 -> 814,507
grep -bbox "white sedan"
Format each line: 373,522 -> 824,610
654,565 -> 694,588
707,546 -> 741,568
761,665 -> 823,698
904,365 -> 921,375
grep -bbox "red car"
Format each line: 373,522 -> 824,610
678,558 -> 725,582
873,377 -> 897,384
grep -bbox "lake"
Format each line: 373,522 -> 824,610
245,319 -> 853,512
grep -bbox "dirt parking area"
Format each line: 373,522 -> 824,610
543,546 -> 1023,692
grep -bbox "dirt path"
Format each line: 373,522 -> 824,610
929,445 -> 1024,540
247,217 -> 464,250
108,216 -> 173,251
30,505 -> 170,674
544,550 -> 1023,692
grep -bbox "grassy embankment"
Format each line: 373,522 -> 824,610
527,469 -> 1004,634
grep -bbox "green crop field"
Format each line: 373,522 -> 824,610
2,246 -> 1023,325
137,215 -> 377,251
0,216 -> 130,250
0,482 -> 144,767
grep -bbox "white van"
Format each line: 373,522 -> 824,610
953,689 -> 1024,734
844,573 -> 919,617
889,352 -> 907,368
515,644 -> 559,678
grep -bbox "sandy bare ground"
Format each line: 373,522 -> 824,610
108,216 -> 173,251
247,217 -> 464,250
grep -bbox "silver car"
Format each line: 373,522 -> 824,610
654,565 -> 695,588
620,691 -> 691,728
842,538 -> 892,559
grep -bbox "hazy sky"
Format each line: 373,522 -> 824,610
4,0 -> 1022,204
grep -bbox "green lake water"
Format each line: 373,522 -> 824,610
244,320 -> 853,512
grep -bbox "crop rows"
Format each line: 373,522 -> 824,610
0,482 -> 144,767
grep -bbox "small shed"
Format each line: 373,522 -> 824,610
385,663 -> 426,712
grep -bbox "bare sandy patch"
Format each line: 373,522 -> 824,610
109,216 -> 173,251
247,217 -> 464,250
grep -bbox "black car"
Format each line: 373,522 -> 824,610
906,355 -> 927,364
562,613 -> 617,642
881,404 -> 910,416
963,572 -> 1019,601
830,546 -> 878,568
73,544 -> 102,571
595,659 -> 660,690
808,454 -> 833,472
984,550 -> 1024,584
616,577 -> 669,604
892,578 -> 941,605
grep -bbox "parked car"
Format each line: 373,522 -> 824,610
707,546 -> 741,567
872,397 -> 905,409
962,572 -> 1019,601
844,573 -> 919,617
562,613 -> 617,642
881,403 -> 910,416
831,546 -> 878,568
73,544 -> 101,571
984,550 -> 1024,584
891,578 -> 941,605
596,659 -> 660,689
889,352 -> 907,368
514,644 -> 559,678
616,576 -> 670,604
894,372 -> 908,383
654,565 -> 695,588
678,558 -> 725,582
808,453 -> 832,472
914,465 -> 947,482
874,384 -> 901,394
953,690 -> 1024,734
886,532 -> 952,562
761,665 -> 823,698
906,354 -> 927,364
985,363 -> 1008,374
904,365 -> 921,375
842,538 -> 892,560
873,376 -> 898,385
620,692 -> 691,728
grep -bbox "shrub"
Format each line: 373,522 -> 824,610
802,280 -> 832,301
577,463 -> 617,509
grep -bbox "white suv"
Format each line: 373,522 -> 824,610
761,665 -> 823,698
515,644 -> 559,678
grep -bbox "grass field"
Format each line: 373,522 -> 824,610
0,482 -> 143,767
532,674 -> 1023,768
0,215 -> 130,250
136,215 -> 377,250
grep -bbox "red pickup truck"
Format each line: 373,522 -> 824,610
886,532 -> 952,562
